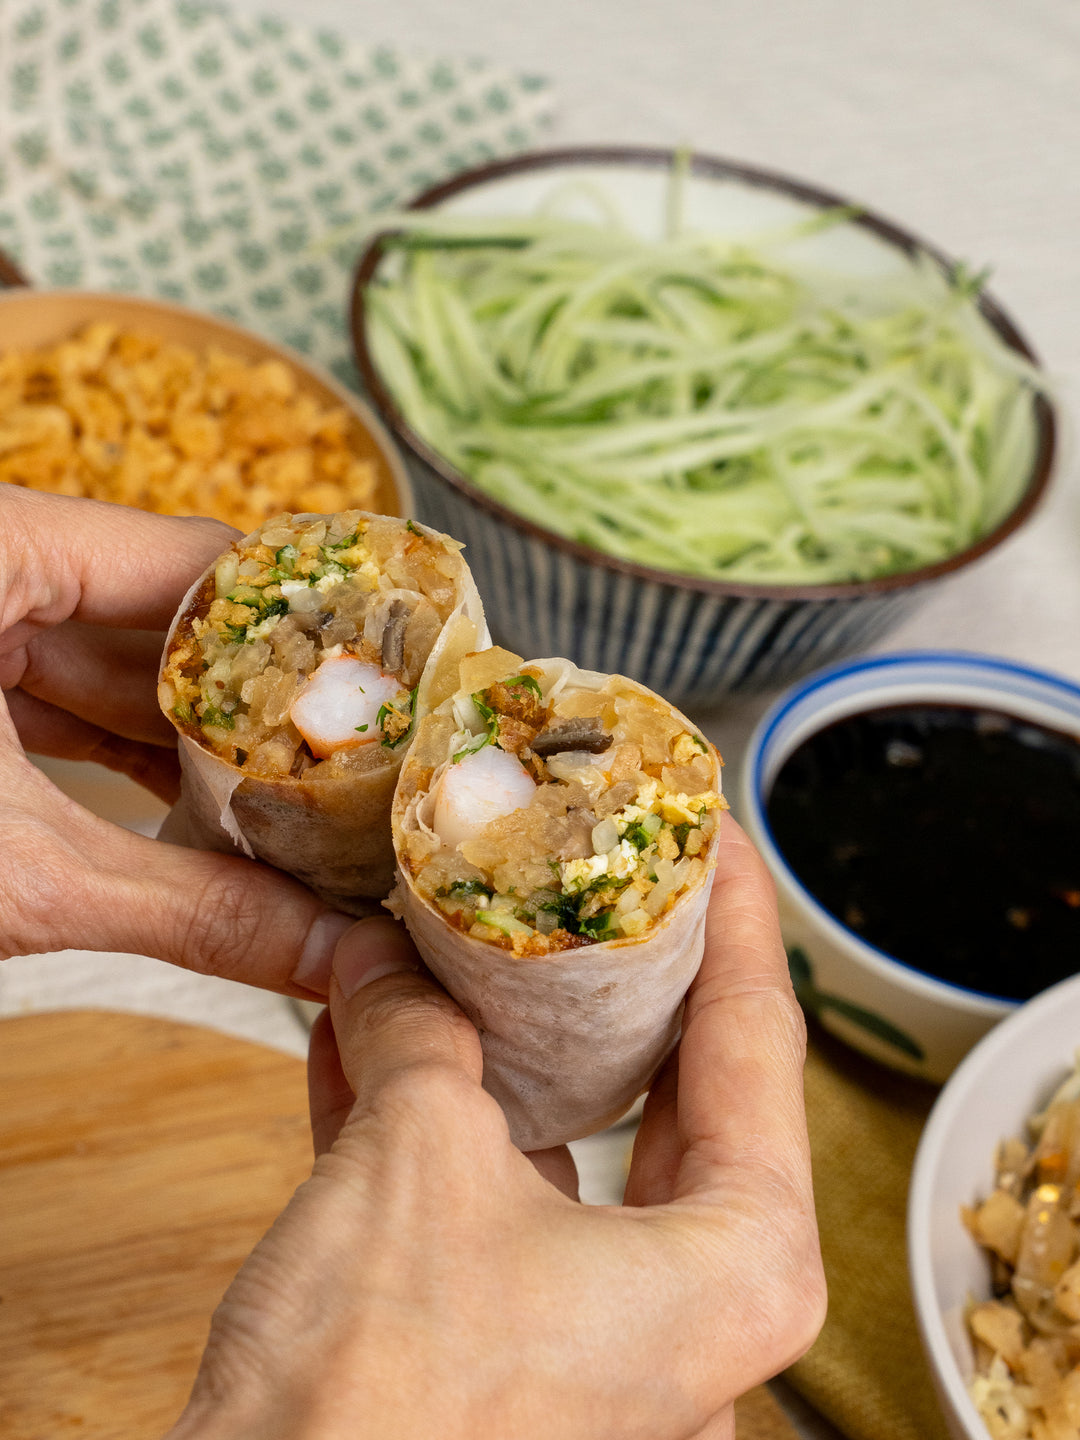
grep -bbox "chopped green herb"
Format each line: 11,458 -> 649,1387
502,673 -> 543,698
355,724 -> 369,733
452,730 -> 493,764
692,734 -> 707,753
406,519 -> 421,535
201,704 -> 235,730
578,910 -> 617,941
379,684 -> 419,749
436,879 -> 494,900
458,688 -> 502,757
172,698 -> 194,726
625,812 -> 663,850
525,874 -> 629,939
533,890 -> 578,931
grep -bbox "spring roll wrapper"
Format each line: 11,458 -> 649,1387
389,659 -> 722,1150
157,515 -> 488,915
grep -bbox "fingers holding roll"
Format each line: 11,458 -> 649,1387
308,1005 -> 352,1159
327,917 -> 486,1122
13,621 -> 179,747
673,818 -> 811,1206
7,688 -> 182,804
0,740 -> 355,997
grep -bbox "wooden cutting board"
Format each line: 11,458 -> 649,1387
0,1010 -> 801,1439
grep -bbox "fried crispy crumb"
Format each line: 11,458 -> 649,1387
0,322 -> 378,529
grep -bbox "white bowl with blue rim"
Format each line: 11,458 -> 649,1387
908,970 -> 1080,1440
350,146 -> 1055,706
737,651 -> 1080,1082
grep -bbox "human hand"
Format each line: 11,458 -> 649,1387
0,486 -> 354,994
169,819 -> 825,1440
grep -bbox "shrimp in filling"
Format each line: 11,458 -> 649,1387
162,510 -> 464,778
397,650 -> 725,954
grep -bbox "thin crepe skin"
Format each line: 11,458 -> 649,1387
390,661 -> 722,1151
157,514 -> 488,915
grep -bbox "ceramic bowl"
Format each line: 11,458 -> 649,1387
351,146 -> 1055,706
908,971 -> 1080,1440
0,285 -> 413,523
737,651 -> 1080,1082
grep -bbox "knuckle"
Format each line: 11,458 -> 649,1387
355,980 -> 472,1047
0,813 -> 81,958
773,983 -> 809,1054
770,1246 -> 828,1365
373,1053 -> 480,1128
177,860 -> 277,979
736,1184 -> 827,1365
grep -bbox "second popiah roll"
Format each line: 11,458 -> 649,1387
158,509 -> 486,911
390,647 -> 725,1149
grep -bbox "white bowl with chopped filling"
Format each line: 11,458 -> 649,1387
908,972 -> 1080,1440
352,147 -> 1055,704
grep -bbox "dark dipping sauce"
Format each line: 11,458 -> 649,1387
765,704 -> 1080,1001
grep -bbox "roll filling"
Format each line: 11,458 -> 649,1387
400,650 -> 721,951
162,511 -> 462,775
158,510 -> 486,911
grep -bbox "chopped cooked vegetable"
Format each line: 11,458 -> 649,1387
963,1054 -> 1080,1439
366,178 -> 1045,585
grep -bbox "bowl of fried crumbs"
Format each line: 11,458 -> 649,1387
0,287 -> 412,530
909,971 -> 1080,1440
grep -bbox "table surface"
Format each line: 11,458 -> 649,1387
4,4 -> 1079,1436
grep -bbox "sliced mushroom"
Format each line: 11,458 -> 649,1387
530,716 -> 613,756
381,598 -> 412,674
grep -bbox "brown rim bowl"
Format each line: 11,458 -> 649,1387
0,282 -> 414,526
349,146 -> 1056,701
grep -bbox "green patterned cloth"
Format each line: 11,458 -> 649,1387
0,0 -> 554,386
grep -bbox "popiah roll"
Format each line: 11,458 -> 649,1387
390,647 -> 725,1149
158,510 -> 486,911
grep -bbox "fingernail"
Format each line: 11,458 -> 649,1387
292,911 -> 355,994
334,916 -> 418,1000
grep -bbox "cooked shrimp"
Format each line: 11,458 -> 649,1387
290,657 -> 404,759
432,745 -> 537,850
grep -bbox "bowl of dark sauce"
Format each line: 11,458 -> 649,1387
739,652 -> 1080,1081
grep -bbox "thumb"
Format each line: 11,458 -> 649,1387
328,916 -> 485,1119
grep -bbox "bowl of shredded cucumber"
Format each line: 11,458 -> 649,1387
351,147 -> 1055,703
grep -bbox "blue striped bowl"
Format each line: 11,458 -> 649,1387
350,148 -> 1055,707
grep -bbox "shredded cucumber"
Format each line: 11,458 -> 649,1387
364,184 -> 1045,585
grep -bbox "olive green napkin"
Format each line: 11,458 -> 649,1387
786,1024 -> 951,1440
0,0 -> 554,383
